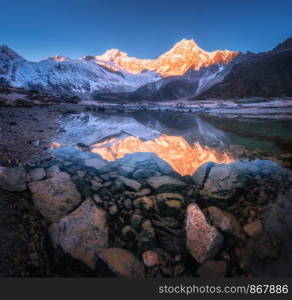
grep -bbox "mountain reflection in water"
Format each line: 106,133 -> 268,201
91,135 -> 234,176
54,110 -> 292,175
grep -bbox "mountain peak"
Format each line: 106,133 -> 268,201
173,38 -> 200,50
273,37 -> 292,51
48,55 -> 70,62
96,49 -> 129,61
0,45 -> 23,60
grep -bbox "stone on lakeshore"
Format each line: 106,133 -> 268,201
96,248 -> 145,278
84,158 -> 111,173
156,193 -> 184,216
138,219 -> 156,246
121,225 -> 137,241
142,251 -> 160,267
133,196 -> 155,212
192,162 -> 215,189
186,204 -> 223,264
29,172 -> 82,223
130,214 -> 143,229
243,219 -> 262,238
135,188 -> 151,197
49,199 -> 108,269
207,206 -> 241,237
195,160 -> 290,206
29,168 -> 46,181
116,152 -> 173,177
0,167 -> 27,191
146,175 -> 186,192
117,175 -> 141,191
46,165 -> 60,178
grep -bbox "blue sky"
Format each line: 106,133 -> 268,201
1,0 -> 292,61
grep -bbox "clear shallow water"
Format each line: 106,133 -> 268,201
51,110 -> 292,174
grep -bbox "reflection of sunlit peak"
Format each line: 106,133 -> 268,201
49,141 -> 63,149
91,134 -> 235,176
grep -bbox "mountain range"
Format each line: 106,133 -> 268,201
0,37 -> 291,101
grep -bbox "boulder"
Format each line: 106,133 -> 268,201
133,196 -> 155,212
186,204 -> 223,264
116,152 -> 173,177
29,172 -> 82,223
199,164 -> 243,203
46,165 -> 60,178
207,206 -> 241,237
49,199 -> 108,269
192,162 -> 215,189
130,214 -> 143,229
146,175 -> 186,192
142,251 -> 160,267
28,168 -> 46,181
0,167 -> 27,191
117,175 -> 141,191
197,260 -> 227,278
156,193 -> 184,216
243,219 -> 262,238
84,158 -> 111,173
195,160 -> 290,206
121,225 -> 137,241
96,248 -> 145,278
138,219 -> 156,247
132,168 -> 156,180
135,188 -> 151,197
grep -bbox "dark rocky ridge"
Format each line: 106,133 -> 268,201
194,38 -> 292,100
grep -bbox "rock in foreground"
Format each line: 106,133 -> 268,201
29,172 -> 82,223
146,175 -> 186,192
96,248 -> 145,278
49,199 -> 109,269
186,204 -> 223,264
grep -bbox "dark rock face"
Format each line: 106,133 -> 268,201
195,38 -> 292,99
273,37 -> 292,51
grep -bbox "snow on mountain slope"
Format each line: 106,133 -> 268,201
0,39 -> 238,99
0,45 -> 161,95
96,39 -> 238,77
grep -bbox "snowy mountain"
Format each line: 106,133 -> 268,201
0,45 -> 161,96
96,39 -> 238,77
0,39 -> 238,99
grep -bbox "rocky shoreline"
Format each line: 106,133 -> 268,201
1,146 -> 292,277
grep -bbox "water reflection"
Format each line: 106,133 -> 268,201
52,110 -> 292,175
91,135 -> 234,176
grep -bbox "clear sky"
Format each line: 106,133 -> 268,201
1,0 -> 292,61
